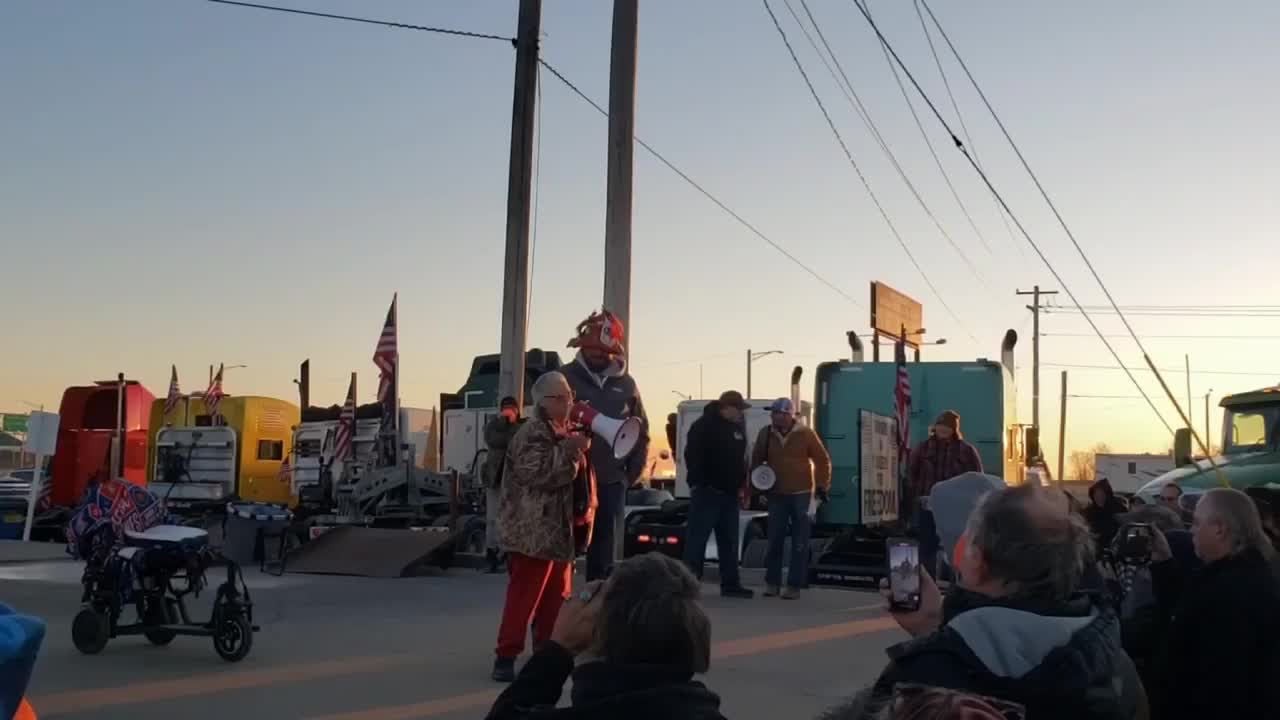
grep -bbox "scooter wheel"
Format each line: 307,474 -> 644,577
213,614 -> 253,662
72,608 -> 110,655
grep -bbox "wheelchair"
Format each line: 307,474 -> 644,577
72,523 -> 258,662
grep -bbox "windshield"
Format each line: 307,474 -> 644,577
1223,403 -> 1280,453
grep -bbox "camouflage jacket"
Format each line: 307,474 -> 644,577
497,418 -> 580,562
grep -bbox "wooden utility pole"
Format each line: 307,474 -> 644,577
497,0 -> 542,409
1205,391 -> 1212,450
1185,355 -> 1192,429
1057,370 -> 1067,486
1016,286 -> 1058,429
746,349 -> 753,399
602,0 -> 638,331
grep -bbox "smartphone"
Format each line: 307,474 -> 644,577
887,537 -> 922,611
1119,522 -> 1154,560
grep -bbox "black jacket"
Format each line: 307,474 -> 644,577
683,402 -> 747,495
1150,546 -> 1280,720
1084,478 -> 1127,547
485,643 -> 727,720
866,589 -> 1145,720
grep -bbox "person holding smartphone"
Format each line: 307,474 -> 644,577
865,485 -> 1146,719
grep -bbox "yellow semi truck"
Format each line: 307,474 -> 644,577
146,395 -> 300,510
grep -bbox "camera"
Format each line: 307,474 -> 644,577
1115,522 -> 1155,562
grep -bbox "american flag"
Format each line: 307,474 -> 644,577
205,363 -> 225,419
333,375 -> 357,463
163,365 -> 182,417
373,295 -> 398,406
894,338 -> 912,470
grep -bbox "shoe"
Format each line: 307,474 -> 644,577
492,657 -> 516,683
764,584 -> 780,597
485,549 -> 501,574
781,587 -> 800,600
721,585 -> 755,599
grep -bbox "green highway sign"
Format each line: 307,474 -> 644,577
2,414 -> 29,433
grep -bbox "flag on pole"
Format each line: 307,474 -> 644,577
333,375 -> 357,463
372,295 -> 398,465
205,363 -> 225,420
163,365 -> 182,417
894,338 -> 912,473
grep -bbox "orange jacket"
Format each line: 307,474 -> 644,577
15,698 -> 36,719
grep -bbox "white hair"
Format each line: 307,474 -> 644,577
531,371 -> 571,407
1200,488 -> 1275,559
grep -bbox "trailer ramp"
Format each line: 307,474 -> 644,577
283,526 -> 454,578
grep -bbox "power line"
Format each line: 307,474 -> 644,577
787,0 -> 999,300
1047,363 -> 1278,378
1044,307 -> 1280,318
1046,333 -> 1280,340
1070,394 -> 1146,400
761,0 -> 975,340
906,0 -> 1025,265
536,58 -> 863,309
850,0 -> 1175,435
206,0 -> 516,43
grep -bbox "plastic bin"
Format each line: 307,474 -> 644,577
223,502 -> 291,566
0,497 -> 29,540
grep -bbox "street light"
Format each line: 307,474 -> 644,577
671,390 -> 691,401
746,349 -> 783,398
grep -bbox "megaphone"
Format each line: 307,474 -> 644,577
570,403 -> 643,460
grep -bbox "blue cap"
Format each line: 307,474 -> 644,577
767,398 -> 795,415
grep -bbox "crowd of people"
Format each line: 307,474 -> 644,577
481,307 -> 1280,718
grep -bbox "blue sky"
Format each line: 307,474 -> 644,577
3,0 -> 1278,464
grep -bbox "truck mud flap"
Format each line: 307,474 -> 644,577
283,526 -> 454,578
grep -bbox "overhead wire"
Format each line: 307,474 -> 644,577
206,0 -> 516,43
849,0 -> 1175,435
1046,333 -> 1280,341
1046,363 -> 1278,378
207,0 -> 864,310
785,0 -> 1000,302
761,0 -> 976,341
535,59 -> 863,309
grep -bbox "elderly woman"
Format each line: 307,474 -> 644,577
492,371 -> 591,683
486,552 -> 726,720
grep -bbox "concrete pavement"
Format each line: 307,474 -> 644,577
4,560 -> 904,719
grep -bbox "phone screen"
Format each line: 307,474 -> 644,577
887,538 -> 921,611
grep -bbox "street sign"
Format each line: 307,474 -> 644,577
2,414 -> 28,433
870,281 -> 923,347
22,411 -> 59,456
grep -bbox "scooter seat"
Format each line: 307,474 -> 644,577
124,525 -> 209,549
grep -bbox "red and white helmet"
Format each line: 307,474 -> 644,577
568,309 -> 626,357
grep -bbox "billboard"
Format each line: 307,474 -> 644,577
870,281 -> 923,347
859,409 -> 900,525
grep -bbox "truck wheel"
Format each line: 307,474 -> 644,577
72,608 -> 110,655
742,538 -> 769,569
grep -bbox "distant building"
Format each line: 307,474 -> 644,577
1094,453 -> 1174,494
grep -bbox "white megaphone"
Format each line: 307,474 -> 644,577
570,403 -> 643,460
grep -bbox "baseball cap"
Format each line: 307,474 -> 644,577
767,398 -> 795,415
718,391 -> 750,410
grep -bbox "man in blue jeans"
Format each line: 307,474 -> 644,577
682,391 -> 754,598
751,399 -> 832,599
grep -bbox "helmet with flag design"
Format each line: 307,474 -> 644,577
567,309 -> 626,357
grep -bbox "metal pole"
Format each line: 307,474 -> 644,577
1185,355 -> 1192,429
1205,392 -> 1212,452
746,349 -> 752,398
1057,371 -> 1067,487
602,0 -> 638,331
497,0 -> 542,409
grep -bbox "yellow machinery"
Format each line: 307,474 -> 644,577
146,395 -> 300,507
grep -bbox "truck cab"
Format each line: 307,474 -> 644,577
1136,385 -> 1280,503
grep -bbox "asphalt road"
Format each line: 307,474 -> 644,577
3,559 -> 902,720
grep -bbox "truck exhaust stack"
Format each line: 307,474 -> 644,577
846,331 -> 864,363
1001,330 -> 1018,372
790,366 -> 803,411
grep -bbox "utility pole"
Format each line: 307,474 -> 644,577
1185,355 -> 1192,429
1205,390 -> 1213,451
1057,371 -> 1067,487
602,0 -> 638,331
1016,285 -> 1058,429
746,349 -> 752,399
497,0 -> 542,409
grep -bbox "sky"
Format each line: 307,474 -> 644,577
3,0 -> 1279,473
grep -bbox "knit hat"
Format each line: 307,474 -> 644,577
0,603 -> 45,720
935,410 -> 961,433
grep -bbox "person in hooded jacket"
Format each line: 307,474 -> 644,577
1084,478 -> 1128,548
485,552 -> 727,720
560,310 -> 650,582
683,391 -> 754,598
1147,487 -> 1280,720
484,396 -> 525,573
864,484 -> 1147,720
906,411 -> 983,578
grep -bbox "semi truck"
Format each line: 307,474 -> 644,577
1135,384 -> 1280,504
625,329 -> 1029,584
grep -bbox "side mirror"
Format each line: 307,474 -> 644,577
1173,427 -> 1193,467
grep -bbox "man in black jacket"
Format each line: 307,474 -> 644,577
864,484 -> 1147,720
682,391 -> 753,599
1148,487 -> 1280,720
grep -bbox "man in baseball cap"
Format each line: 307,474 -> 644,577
683,390 -> 755,598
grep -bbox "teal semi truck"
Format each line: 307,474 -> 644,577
1135,385 -> 1280,504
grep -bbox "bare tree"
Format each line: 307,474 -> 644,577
1068,442 -> 1113,482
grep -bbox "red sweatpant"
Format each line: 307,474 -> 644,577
495,553 -> 573,659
